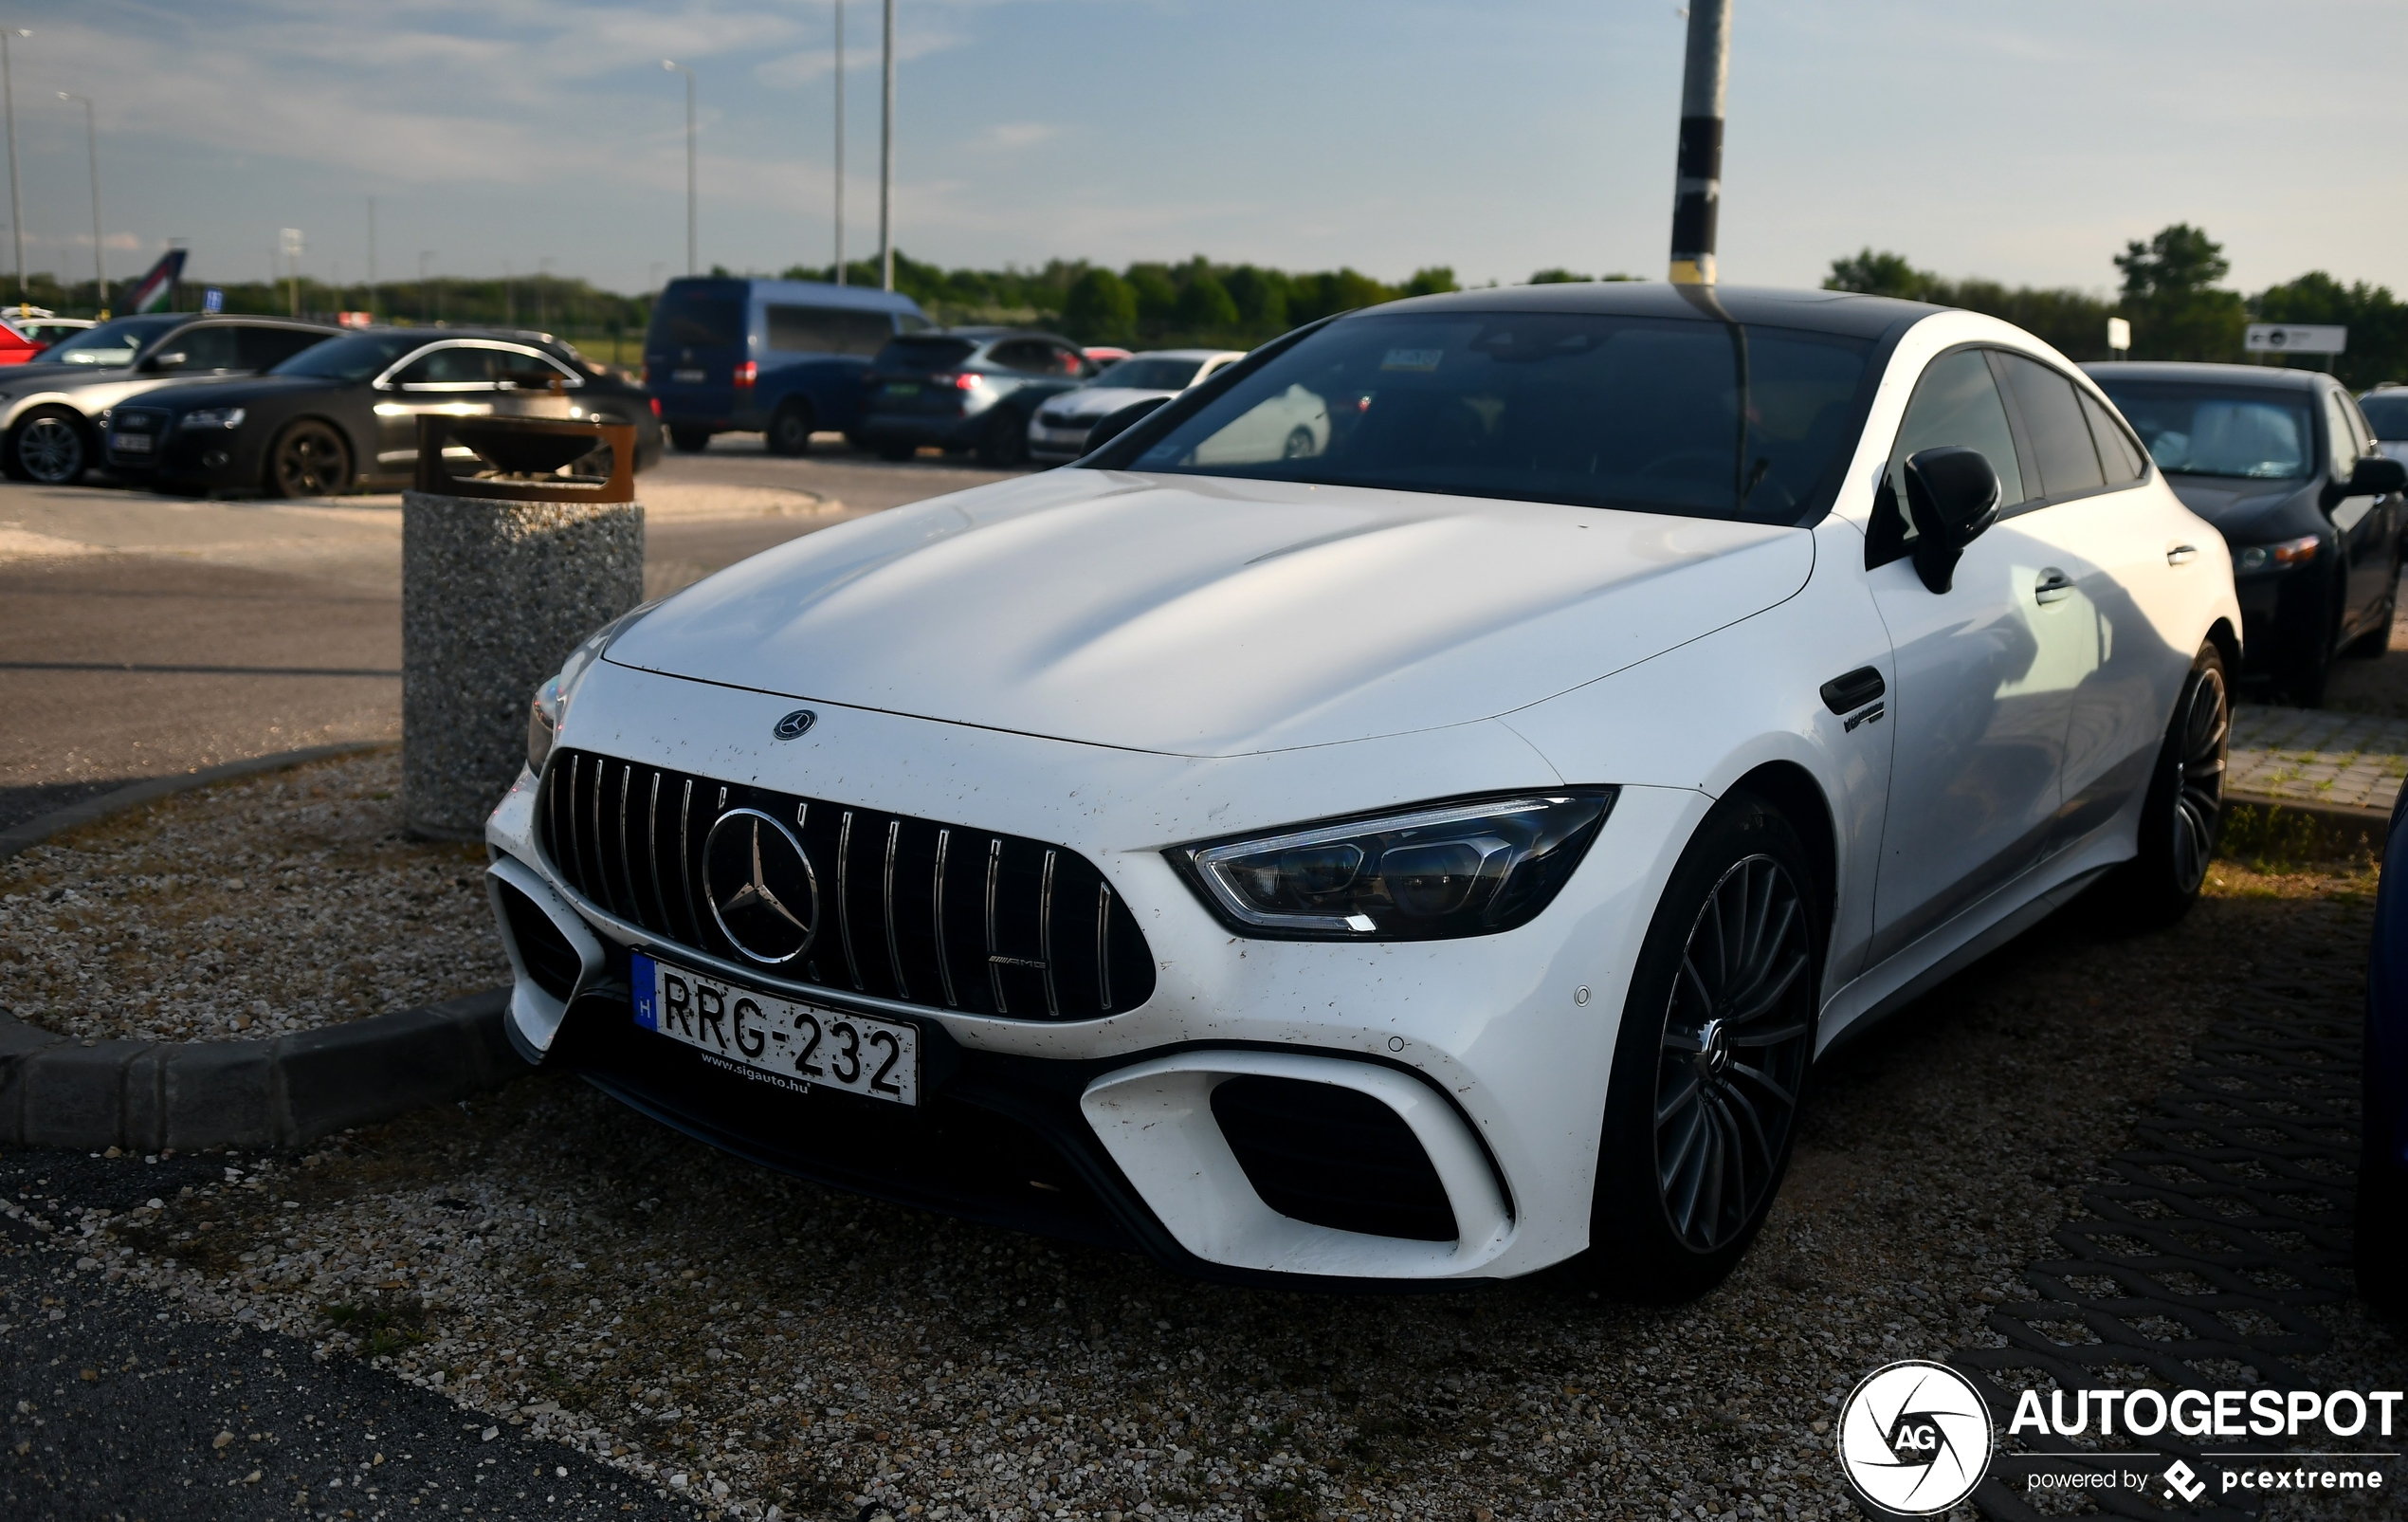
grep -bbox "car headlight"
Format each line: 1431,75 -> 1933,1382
1170,790 -> 1616,941
177,407 -> 246,430
524,600 -> 662,772
2232,534 -> 2319,574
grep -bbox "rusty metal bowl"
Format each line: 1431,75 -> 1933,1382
449,421 -> 602,476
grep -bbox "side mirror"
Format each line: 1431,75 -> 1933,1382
145,351 -> 188,372
2349,455 -> 2408,496
1084,395 -> 1169,454
1903,446 -> 2001,595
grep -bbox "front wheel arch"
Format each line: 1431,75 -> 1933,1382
262,415 -> 357,498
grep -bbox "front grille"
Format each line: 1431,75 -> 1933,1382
1211,1075 -> 1459,1241
111,408 -> 165,434
539,747 -> 1155,1021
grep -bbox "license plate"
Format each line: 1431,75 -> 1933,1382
671,368 -> 707,384
632,952 -> 918,1105
113,433 -> 154,453
884,381 -> 921,397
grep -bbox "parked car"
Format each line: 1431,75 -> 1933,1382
0,317 -> 44,366
15,315 -> 92,349
484,283 -> 2240,1295
103,327 -> 662,498
2359,383 -> 2408,467
856,327 -> 1096,465
1027,349 -> 1245,463
644,276 -> 931,456
0,313 -> 338,484
2362,783 -> 2408,1311
1081,345 -> 1134,367
2089,362 -> 2407,704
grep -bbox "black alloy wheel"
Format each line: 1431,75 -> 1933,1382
765,403 -> 816,457
976,408 -> 1030,468
11,408 -> 88,485
265,419 -> 350,499
1586,794 -> 1819,1301
667,424 -> 712,453
2102,642 -> 2228,926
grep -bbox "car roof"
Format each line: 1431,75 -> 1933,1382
1369,281 -> 1940,340
2083,360 -> 2327,392
659,275 -> 923,314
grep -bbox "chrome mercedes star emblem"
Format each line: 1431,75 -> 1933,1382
702,807 -> 819,964
773,708 -> 817,741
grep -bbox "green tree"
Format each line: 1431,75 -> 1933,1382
2252,272 -> 2408,389
1527,268 -> 1594,284
1174,267 -> 1239,332
1224,266 -> 1289,330
1287,268 -> 1395,325
1401,266 -> 1459,297
1822,249 -> 1934,301
1061,267 -> 1138,344
2114,224 -> 2245,361
1123,264 -> 1179,327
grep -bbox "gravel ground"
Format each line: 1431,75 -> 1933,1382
0,749 -> 504,1043
12,841 -> 2399,1521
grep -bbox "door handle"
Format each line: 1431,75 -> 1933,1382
2166,543 -> 2199,565
2034,569 -> 2075,605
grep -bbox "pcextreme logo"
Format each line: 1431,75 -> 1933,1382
1835,1361 -> 1995,1515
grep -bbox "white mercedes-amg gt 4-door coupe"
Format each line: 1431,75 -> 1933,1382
485,282 -> 2238,1298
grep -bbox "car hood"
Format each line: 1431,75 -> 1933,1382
606,470 -> 1814,757
1044,386 -> 1172,421
2163,473 -> 2317,535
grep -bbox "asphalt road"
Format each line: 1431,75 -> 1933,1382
0,438 -> 1014,832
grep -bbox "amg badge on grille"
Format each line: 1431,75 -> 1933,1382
702,809 -> 820,963
773,708 -> 817,741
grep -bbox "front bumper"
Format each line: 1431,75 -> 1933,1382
1027,418 -> 1095,462
482,662 -> 1706,1284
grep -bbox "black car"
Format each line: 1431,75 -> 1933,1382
854,327 -> 1096,465
103,328 -> 664,498
0,313 -> 338,484
2088,361 -> 2408,705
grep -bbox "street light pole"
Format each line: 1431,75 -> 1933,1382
2,28 -> 28,311
878,0 -> 894,292
1667,0 -> 1729,285
832,0 -> 845,285
663,60 -> 697,276
366,195 -> 376,320
58,92 -> 101,315
418,249 -> 433,325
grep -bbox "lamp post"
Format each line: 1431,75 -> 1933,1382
418,249 -> 434,325
2,28 -> 28,310
538,255 -> 553,330
663,60 -> 696,276
57,91 -> 101,315
1667,0 -> 1729,285
366,195 -> 377,321
878,0 -> 894,292
832,0 -> 845,285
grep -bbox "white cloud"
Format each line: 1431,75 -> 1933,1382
976,122 -> 1061,151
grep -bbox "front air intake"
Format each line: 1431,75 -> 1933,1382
1211,1075 -> 1459,1241
493,877 -> 584,1002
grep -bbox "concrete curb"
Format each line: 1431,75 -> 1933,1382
0,740 -> 395,862
0,990 -> 526,1153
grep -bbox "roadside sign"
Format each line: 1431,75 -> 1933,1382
202,286 -> 223,314
2246,323 -> 2346,355
2107,317 -> 2131,353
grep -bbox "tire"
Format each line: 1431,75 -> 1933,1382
265,419 -> 351,499
1282,426 -> 1316,460
9,407 -> 90,485
2346,563 -> 2399,659
1583,793 -> 1821,1302
667,425 -> 713,453
876,441 -> 916,463
2101,643 -> 2228,927
765,402 -> 815,457
975,409 -> 1030,468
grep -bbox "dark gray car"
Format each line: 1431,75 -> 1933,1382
0,314 -> 339,484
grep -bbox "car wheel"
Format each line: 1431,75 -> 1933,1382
976,410 -> 1030,468
667,425 -> 713,453
2102,642 -> 2229,927
1584,793 -> 1819,1302
10,407 -> 89,485
1282,426 -> 1316,460
876,441 -> 916,463
765,402 -> 815,457
265,420 -> 351,499
2346,563 -> 2399,659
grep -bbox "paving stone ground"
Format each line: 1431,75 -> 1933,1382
2228,704 -> 2408,814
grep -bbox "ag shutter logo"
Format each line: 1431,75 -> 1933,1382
1836,1360 -> 1995,1515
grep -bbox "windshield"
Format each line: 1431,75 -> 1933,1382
2361,392 -> 2408,442
871,337 -> 977,373
41,315 -> 181,366
270,332 -> 421,382
1091,357 -> 1206,392
1121,311 -> 1871,522
2092,382 -> 2316,479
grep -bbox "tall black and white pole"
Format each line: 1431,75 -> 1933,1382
832,0 -> 846,284
1667,0 -> 1727,286
663,59 -> 697,276
2,28 -> 27,310
878,0 -> 895,292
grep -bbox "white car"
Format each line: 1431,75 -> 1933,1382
486,284 -> 2238,1295
1026,349 -> 1244,464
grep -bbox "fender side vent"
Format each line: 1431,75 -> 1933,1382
495,878 -> 583,1001
1210,1075 -> 1457,1242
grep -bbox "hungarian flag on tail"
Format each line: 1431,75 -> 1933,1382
124,248 -> 186,313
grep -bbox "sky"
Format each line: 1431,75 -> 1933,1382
3,0 -> 2402,300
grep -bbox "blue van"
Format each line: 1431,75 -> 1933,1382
644,277 -> 932,455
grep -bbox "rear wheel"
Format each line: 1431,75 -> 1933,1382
9,407 -> 89,485
1584,794 -> 1819,1302
2102,642 -> 2228,926
265,420 -> 350,499
667,425 -> 712,453
765,402 -> 815,457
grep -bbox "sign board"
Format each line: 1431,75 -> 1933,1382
201,286 -> 223,314
2107,317 -> 2131,353
278,227 -> 303,260
2246,323 -> 2346,355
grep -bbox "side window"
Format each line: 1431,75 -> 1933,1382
392,347 -> 501,388
494,346 -> 575,389
766,304 -> 892,357
1049,344 -> 1089,377
2080,390 -> 2149,486
1886,348 -> 2027,509
2326,389 -> 2365,479
1996,353 -> 2105,499
988,340 -> 1055,375
166,325 -> 244,372
237,327 -> 329,370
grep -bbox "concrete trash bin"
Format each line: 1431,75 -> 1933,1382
401,417 -> 644,840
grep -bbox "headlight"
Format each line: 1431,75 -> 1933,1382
178,407 -> 246,430
523,599 -> 663,772
1171,790 -> 1616,941
2234,534 -> 2318,574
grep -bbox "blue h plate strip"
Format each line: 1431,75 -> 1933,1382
631,952 -> 659,1030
